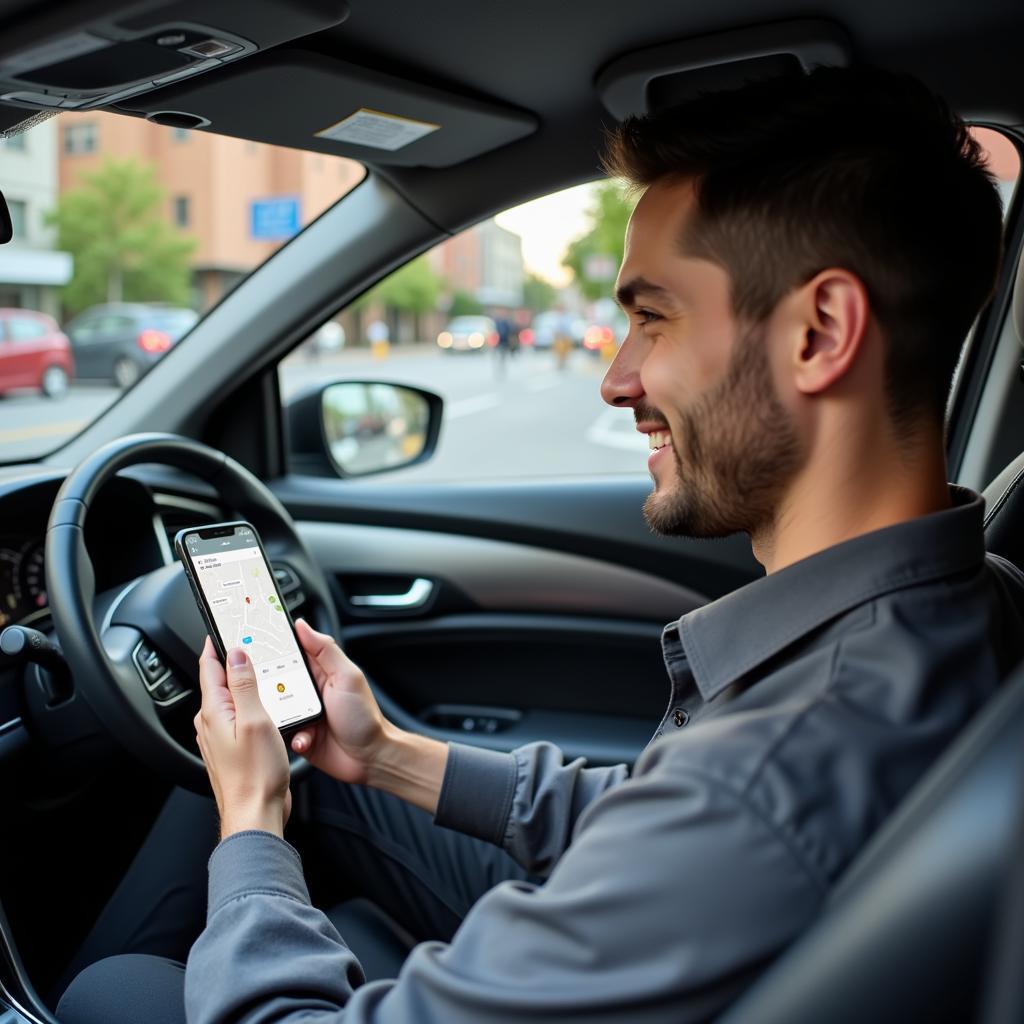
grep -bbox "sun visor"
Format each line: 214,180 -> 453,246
596,19 -> 852,121
0,0 -> 349,114
114,50 -> 537,167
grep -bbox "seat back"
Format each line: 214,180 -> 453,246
718,658 -> 1024,1024
983,450 -> 1024,569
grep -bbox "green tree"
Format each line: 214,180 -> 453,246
522,272 -> 557,313
448,290 -> 484,317
562,180 -> 637,300
47,157 -> 196,314
355,254 -> 443,313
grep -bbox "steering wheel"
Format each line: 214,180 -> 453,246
45,433 -> 340,793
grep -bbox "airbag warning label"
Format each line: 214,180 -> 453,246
315,108 -> 439,151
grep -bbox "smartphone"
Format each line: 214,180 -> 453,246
175,520 -> 324,733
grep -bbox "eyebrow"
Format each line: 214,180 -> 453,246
614,276 -> 675,309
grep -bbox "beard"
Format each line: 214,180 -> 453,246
642,323 -> 804,539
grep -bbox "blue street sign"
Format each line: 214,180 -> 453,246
250,197 -> 301,241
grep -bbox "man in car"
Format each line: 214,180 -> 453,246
59,66 -> 1024,1024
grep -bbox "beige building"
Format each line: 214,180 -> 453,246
430,219 -> 524,310
58,110 -> 363,310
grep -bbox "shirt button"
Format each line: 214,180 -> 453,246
672,708 -> 689,728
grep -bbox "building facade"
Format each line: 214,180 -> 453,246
0,120 -> 72,318
58,110 -> 363,311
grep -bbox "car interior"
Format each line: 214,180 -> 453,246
0,1 -> 1023,1021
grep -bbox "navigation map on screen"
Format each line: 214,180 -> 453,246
185,526 -> 321,728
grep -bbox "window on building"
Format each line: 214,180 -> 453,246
6,199 -> 27,241
172,195 -> 191,228
63,122 -> 98,155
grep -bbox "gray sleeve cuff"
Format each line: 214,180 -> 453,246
434,741 -> 517,846
207,830 -> 311,918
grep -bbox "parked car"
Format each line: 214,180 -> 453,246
436,314 -> 497,351
64,303 -> 198,388
0,308 -> 74,398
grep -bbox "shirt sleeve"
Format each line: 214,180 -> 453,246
185,739 -> 826,1024
433,740 -> 629,873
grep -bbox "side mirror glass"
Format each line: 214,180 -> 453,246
321,382 -> 432,476
286,379 -> 442,478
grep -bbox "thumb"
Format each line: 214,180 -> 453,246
225,648 -> 262,716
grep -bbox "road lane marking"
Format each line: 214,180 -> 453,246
585,408 -> 649,452
0,420 -> 87,444
446,394 -> 502,419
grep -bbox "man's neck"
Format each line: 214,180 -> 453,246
751,424 -> 951,574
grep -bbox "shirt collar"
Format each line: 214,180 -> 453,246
675,487 -> 986,702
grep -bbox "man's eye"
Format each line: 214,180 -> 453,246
635,309 -> 661,325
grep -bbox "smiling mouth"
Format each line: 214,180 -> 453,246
647,429 -> 672,452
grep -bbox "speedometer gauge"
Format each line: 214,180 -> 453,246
0,546 -> 21,627
20,542 -> 47,615
0,539 -> 48,626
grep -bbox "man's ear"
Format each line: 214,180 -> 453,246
791,269 -> 870,396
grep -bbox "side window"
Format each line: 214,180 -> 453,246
68,316 -> 99,341
7,318 -> 48,341
280,181 -> 641,484
95,314 -> 134,333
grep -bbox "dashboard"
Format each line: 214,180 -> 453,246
0,467 -> 222,743
0,468 -> 221,632
0,537 -> 45,628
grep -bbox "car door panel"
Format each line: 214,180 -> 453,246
282,476 -> 761,768
279,475 -> 761,598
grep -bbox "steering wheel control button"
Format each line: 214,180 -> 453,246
132,640 -> 170,691
272,564 -> 299,591
153,677 -> 185,703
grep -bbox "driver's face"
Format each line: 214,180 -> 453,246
601,178 -> 804,539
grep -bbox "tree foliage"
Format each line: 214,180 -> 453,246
47,158 -> 196,315
448,290 -> 484,317
356,255 -> 444,313
522,272 -> 557,313
562,181 -> 637,300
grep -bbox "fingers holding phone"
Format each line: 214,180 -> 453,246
194,636 -> 291,840
288,618 -> 392,786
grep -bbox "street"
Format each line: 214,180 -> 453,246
0,344 -> 651,481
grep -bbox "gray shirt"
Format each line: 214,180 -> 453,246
185,488 -> 1024,1023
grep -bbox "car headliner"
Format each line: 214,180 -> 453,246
0,0 -> 1021,235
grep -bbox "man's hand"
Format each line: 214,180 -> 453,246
195,637 -> 291,841
290,619 -> 448,815
288,618 -> 390,785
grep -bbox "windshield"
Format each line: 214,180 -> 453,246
0,110 -> 363,461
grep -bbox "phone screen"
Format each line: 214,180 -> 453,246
182,524 -> 323,730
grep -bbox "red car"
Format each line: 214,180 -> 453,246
0,308 -> 74,398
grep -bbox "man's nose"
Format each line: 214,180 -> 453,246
600,332 -> 646,408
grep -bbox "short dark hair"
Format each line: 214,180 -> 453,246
602,66 -> 1005,431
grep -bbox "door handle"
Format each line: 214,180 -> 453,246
349,578 -> 434,609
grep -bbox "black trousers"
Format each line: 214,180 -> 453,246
55,770 -> 531,1024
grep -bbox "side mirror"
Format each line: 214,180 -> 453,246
286,380 -> 442,478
